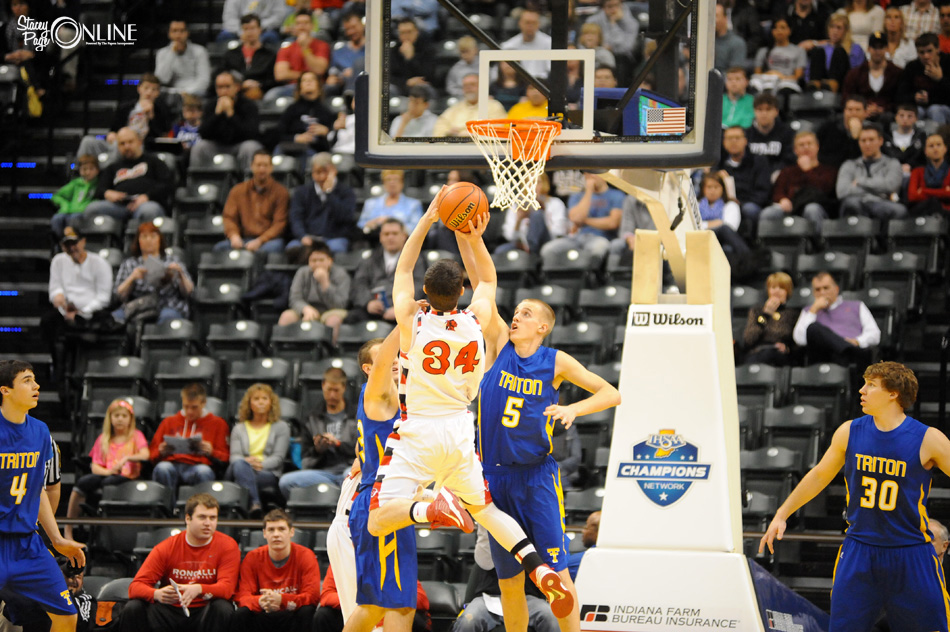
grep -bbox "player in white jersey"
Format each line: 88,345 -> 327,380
367,198 -> 575,620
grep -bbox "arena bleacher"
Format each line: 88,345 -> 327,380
1,0 -> 950,622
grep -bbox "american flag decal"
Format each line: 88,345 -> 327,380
645,107 -> 686,135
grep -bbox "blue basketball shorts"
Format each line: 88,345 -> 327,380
349,486 -> 418,609
485,456 -> 569,580
0,532 -> 76,616
830,537 -> 950,632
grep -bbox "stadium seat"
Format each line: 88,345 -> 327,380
97,481 -> 174,568
81,356 -> 149,404
514,285 -> 574,324
206,320 -> 267,367
540,248 -> 599,290
270,154 -> 301,189
153,356 -> 220,410
421,581 -> 460,632
74,213 -> 124,250
132,527 -> 183,568
789,364 -> 850,423
746,250 -> 796,289
820,217 -> 878,272
140,319 -> 197,377
416,529 -> 460,581
492,249 -> 538,289
174,182 -> 222,223
604,251 -> 633,286
192,278 -> 245,338
187,153 -> 239,190
269,321 -> 333,365
333,248 -> 373,276
548,321 -> 605,365
336,320 -> 395,357
81,576 -> 113,601
226,358 -> 292,416
96,577 -> 134,602
740,446 -> 804,479
184,215 -> 226,258
756,216 -> 817,257
841,287 -> 900,354
863,251 -> 924,316
197,249 -> 258,292
886,216 -> 946,275
563,488 -> 604,524
126,216 -> 180,248
737,404 -> 761,450
731,286 -> 765,320
298,357 -> 363,410
286,483 -> 340,521
786,285 -> 814,311
735,363 -> 787,409
795,251 -> 856,292
96,247 -> 125,271
577,285 -> 631,328
176,481 -> 249,519
763,405 -> 825,470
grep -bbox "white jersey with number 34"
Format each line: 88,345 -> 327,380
400,307 -> 486,419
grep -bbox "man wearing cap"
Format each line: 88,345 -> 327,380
82,127 -> 172,224
842,33 -> 903,121
39,227 -> 114,388
286,153 -> 357,254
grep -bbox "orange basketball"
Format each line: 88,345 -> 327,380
437,182 -> 489,233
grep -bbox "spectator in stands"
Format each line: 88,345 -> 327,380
716,125 -> 773,226
884,103 -> 928,178
41,227 -> 113,387
389,17 -> 434,96
50,154 -> 98,239
490,61 -> 527,112
150,383 -> 230,491
594,65 -> 618,88
577,22 -> 615,70
883,7 -> 918,70
112,221 -> 193,326
608,195 -> 656,257
83,128 -> 171,224
63,560 -> 95,632
347,218 -> 424,324
932,519 -> 949,562
897,33 -> 950,124
446,36 -> 480,99
779,0 -> 831,49
172,93 -> 203,155
715,4 -> 746,73
76,73 -> 172,159
751,19 -> 806,94
325,10 -> 365,95
497,173 -> 568,255
508,84 -> 549,119
218,150 -> 290,254
154,20 -> 211,99
818,94 -> 867,167
278,368 -> 356,497
502,8 -> 552,80
279,243 -> 349,339
837,123 -> 907,219
1,0 -> 49,97
697,172 -> 749,255
746,93 -> 796,176
222,14 -> 278,101
392,0 -> 440,36
941,6 -> 950,54
434,73 -> 509,138
278,0 -> 334,42
64,397 -> 149,541
227,384 -> 291,516
193,70 -> 264,172
122,493 -> 240,632
287,153 -> 357,253
842,32 -> 902,122
586,0 -> 639,71
455,526 -> 558,632
358,170 -> 424,233
792,271 -> 880,365
722,68 -> 754,129
907,132 -> 950,214
234,509 -> 321,632
540,173 -> 624,268
901,0 -> 939,42
274,71 -> 336,157
567,511 -> 600,581
760,130 -> 837,229
808,13 -> 865,92
742,272 -> 798,366
390,85 -> 438,138
266,10 -> 331,101
219,0 -> 285,45
838,0 -> 885,52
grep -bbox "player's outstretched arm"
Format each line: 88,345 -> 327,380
393,191 -> 442,332
921,427 -> 950,477
759,421 -> 851,554
364,328 -> 401,419
547,351 -> 621,427
457,214 -> 498,326
456,214 -> 507,360
38,488 -> 85,567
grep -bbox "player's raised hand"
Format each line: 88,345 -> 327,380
758,516 -> 786,555
423,188 -> 445,225
543,404 -> 576,429
54,537 -> 86,568
457,211 -> 490,242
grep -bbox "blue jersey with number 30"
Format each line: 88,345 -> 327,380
845,414 -> 933,547
0,412 -> 53,534
478,341 -> 559,471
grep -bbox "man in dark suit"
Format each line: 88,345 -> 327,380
286,153 -> 357,253
345,218 -> 424,324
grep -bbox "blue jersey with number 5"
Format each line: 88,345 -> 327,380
0,412 -> 52,534
478,341 -> 559,472
845,414 -> 933,547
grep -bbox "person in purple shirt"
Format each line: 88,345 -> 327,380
792,271 -> 881,366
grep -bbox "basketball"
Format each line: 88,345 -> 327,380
437,182 -> 489,233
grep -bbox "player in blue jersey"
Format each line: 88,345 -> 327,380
455,226 -> 621,632
0,360 -> 85,632
344,330 -> 419,632
761,361 -> 950,632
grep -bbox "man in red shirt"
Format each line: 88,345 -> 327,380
234,509 -> 321,632
121,493 -> 240,632
150,383 -> 230,492
265,9 -> 331,100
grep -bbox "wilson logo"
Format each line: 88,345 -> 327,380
632,312 -> 704,327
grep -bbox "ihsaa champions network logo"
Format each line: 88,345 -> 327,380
617,429 -> 711,507
17,15 -> 137,50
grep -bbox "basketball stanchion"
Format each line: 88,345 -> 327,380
466,119 -> 562,211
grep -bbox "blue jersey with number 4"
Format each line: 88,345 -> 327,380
0,413 -> 52,534
478,341 -> 559,471
845,414 -> 933,547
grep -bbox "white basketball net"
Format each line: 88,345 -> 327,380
466,119 -> 562,211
